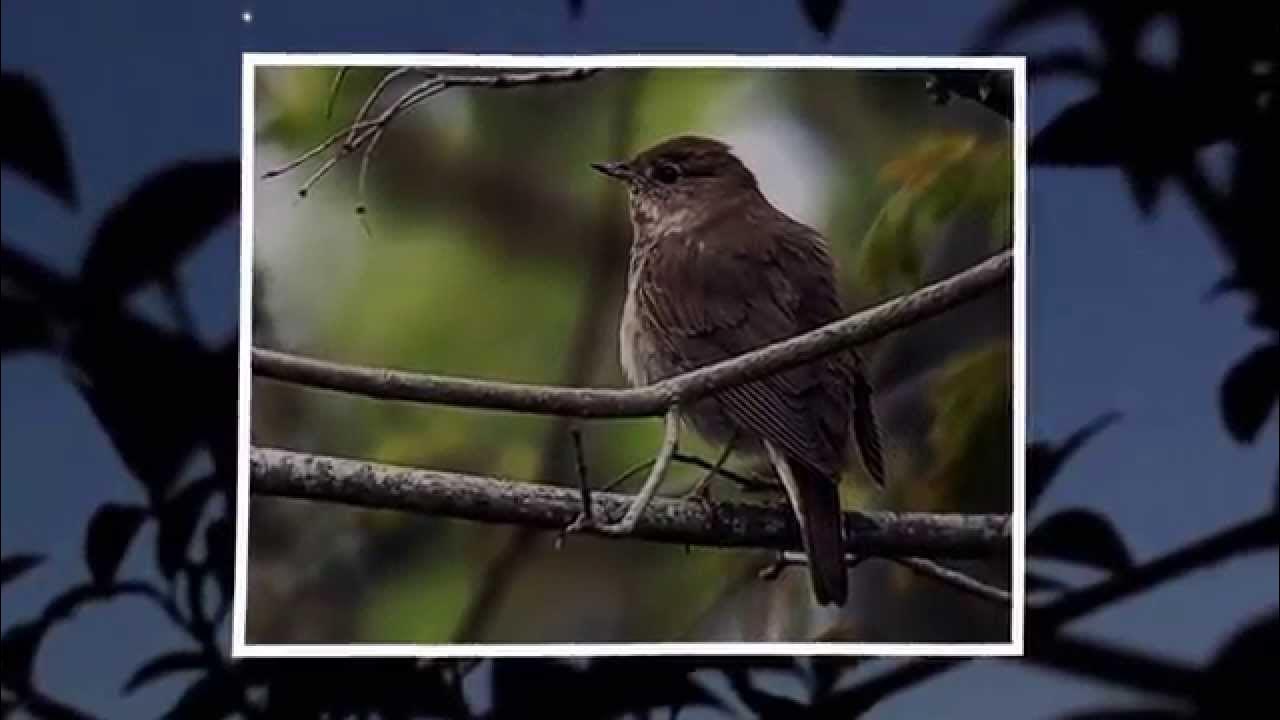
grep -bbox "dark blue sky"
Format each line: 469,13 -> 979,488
2,1 -> 1274,717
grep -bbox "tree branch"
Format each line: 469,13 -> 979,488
1024,631 -> 1202,700
249,447 -> 1010,558
768,552 -> 1011,607
261,67 -> 601,196
891,556 -> 1011,606
1033,511 -> 1278,627
252,249 -> 1013,417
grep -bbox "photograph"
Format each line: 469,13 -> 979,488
237,55 -> 1024,654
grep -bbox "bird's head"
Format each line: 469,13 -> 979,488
592,135 -> 759,232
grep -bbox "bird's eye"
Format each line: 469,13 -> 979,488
652,162 -> 680,184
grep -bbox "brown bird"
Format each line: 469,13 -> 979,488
592,135 -> 886,606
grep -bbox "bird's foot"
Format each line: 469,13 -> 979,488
680,478 -> 716,512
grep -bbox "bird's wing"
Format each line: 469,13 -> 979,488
636,207 -> 856,478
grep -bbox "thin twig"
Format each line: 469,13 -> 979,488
325,67 -> 351,120
684,432 -> 738,500
570,427 -> 593,525
250,446 -> 1010,558
602,452 -> 774,494
252,250 -> 1013,417
260,121 -> 379,181
261,67 -> 601,189
567,407 -> 682,535
602,457 -> 655,493
763,552 -> 1010,608
889,556 -> 1011,607
346,67 -> 421,147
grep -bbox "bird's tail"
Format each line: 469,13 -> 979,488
769,444 -> 848,606
851,353 -> 887,488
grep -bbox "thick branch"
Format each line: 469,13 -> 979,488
252,249 -> 1013,417
250,447 -> 1010,558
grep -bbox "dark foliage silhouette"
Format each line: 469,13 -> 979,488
1,72 -> 77,209
799,0 -> 847,38
3,1 -> 1276,717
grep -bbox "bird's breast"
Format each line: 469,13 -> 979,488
618,278 -> 651,387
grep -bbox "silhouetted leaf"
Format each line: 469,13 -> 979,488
85,503 -> 147,586
816,659 -> 957,716
811,657 -> 858,700
0,620 -> 49,692
68,314 -> 218,500
157,475 -> 220,579
924,70 -> 1014,119
123,651 -> 208,694
487,658 -> 713,717
251,658 -> 467,718
1029,509 -> 1133,572
583,658 -> 720,716
44,583 -> 105,621
1125,167 -> 1165,216
800,0 -> 845,37
1026,571 -> 1068,593
80,158 -> 238,304
161,673 -> 239,720
41,581 -> 162,623
2,292 -> 57,355
974,0 -> 1087,51
0,554 -> 44,586
1028,412 -> 1122,511
1220,343 -> 1278,444
0,72 -> 76,207
204,517 -> 234,608
724,666 -> 809,714
1197,609 -> 1277,713
489,661 -> 590,718
1031,95 -> 1129,167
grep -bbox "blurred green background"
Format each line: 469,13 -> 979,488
247,66 -> 1013,645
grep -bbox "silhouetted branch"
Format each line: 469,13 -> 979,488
829,511 -> 1278,712
250,447 -> 1010,558
1034,511 -> 1277,627
252,250 -> 1013,417
1025,632 -> 1202,699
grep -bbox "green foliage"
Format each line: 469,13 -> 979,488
858,133 -> 1013,294
358,526 -> 476,643
628,69 -> 743,155
925,339 -> 1013,512
314,219 -> 584,476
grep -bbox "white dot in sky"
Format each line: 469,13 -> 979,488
242,11 -> 253,23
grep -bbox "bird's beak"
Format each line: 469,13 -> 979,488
591,161 -> 637,183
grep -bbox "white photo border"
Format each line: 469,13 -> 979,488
235,53 -> 1028,659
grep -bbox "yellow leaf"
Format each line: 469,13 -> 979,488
879,133 -> 978,190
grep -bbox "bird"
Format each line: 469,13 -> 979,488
592,135 -> 886,606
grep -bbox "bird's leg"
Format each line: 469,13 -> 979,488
566,406 -> 681,536
681,430 -> 737,505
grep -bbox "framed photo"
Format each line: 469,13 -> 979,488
236,54 -> 1026,657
